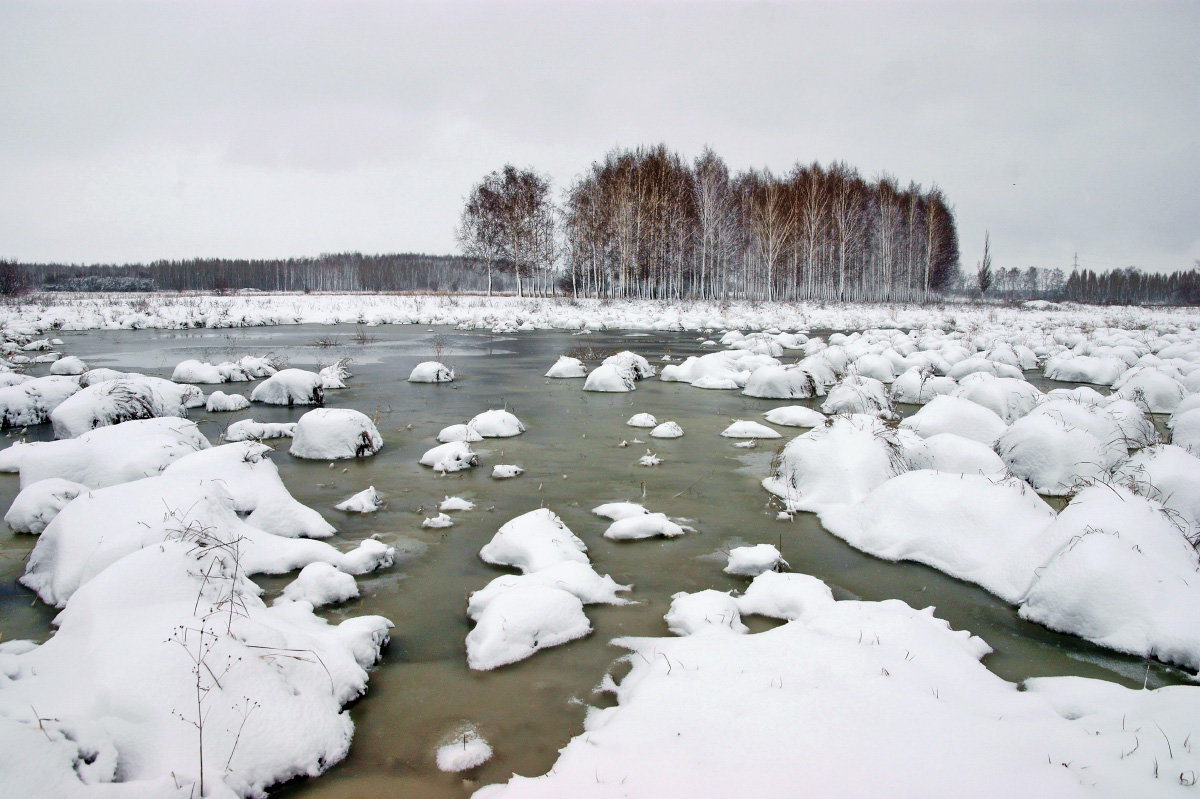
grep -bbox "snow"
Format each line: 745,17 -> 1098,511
0,417 -> 210,489
602,351 -> 655,380
1044,354 -> 1127,385
440,495 -> 476,512
277,561 -> 360,608
422,512 -> 454,528
491,464 -> 524,479
996,414 -> 1120,495
250,368 -> 325,406
48,355 -> 86,375
625,412 -> 657,428
900,394 -> 1008,445
1115,444 -> 1200,534
467,562 -> 630,619
890,367 -> 957,404
3,478 -> 88,534
545,355 -> 587,378
419,441 -> 478,473
50,375 -> 203,438
0,376 -> 82,428
465,585 -> 591,671
436,726 -> 493,772
637,450 -> 662,466
724,544 -> 787,576
1112,365 -> 1186,412
289,408 -> 383,459
922,433 -> 1008,476
720,420 -> 781,439
734,571 -> 835,620
223,419 -> 296,442
437,423 -> 483,443
468,409 -> 525,438
951,374 -> 1042,423
206,390 -> 251,412
172,358 -> 254,384
741,364 -> 821,399
582,362 -> 634,392
592,501 -> 650,521
664,589 -> 748,636
602,513 -> 686,540
761,405 -> 825,427
649,421 -> 683,439
408,360 -> 454,383
820,374 -> 894,418
335,486 -> 383,513
478,509 -> 588,574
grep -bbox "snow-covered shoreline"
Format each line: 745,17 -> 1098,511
4,291 -> 1199,336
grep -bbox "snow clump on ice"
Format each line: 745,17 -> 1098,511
420,441 -> 478,473
436,726 -> 493,772
206,390 -> 251,412
290,408 -> 383,460
545,355 -> 586,378
250,368 -> 325,406
224,419 -> 296,441
762,405 -> 825,427
336,486 -> 384,513
408,360 -> 455,383
468,409 -> 525,437
50,375 -> 204,438
626,412 -> 657,428
720,420 -> 781,439
724,544 -> 788,576
276,561 -> 360,608
48,355 -> 87,375
491,464 -> 524,479
440,495 -> 476,512
649,421 -> 683,438
4,478 -> 89,534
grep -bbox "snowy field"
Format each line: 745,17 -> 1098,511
2,292 -> 1200,798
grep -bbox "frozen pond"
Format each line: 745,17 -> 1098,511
0,323 -> 1191,798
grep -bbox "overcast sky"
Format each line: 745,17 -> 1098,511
2,1 -> 1196,274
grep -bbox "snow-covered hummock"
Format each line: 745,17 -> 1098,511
720,420 -> 781,439
250,368 -> 325,406
206,390 -> 251,412
408,361 -> 454,383
0,537 -> 390,799
922,433 -> 1008,477
3,478 -> 88,534
820,471 -> 1059,603
419,441 -> 478,473
1112,365 -> 1186,413
491,464 -> 523,479
900,394 -> 1008,446
763,415 -> 930,513
762,405 -> 825,428
1115,444 -> 1200,534
276,561 -> 360,608
625,412 -> 657,428
1102,397 -> 1159,448
0,376 -> 82,428
1043,353 -> 1127,385
664,589 -> 748,636
890,367 -> 957,404
0,417 -> 210,490
437,423 -> 483,443
474,577 -> 1200,799
20,475 -> 393,607
0,372 -> 30,388
741,364 -> 821,399
440,495 -> 476,512
335,486 -> 383,513
171,358 -> 254,384
849,353 -> 896,383
423,512 -> 454,528
602,351 -> 655,380
49,375 -> 204,438
582,362 -> 635,392
468,409 -> 525,437
468,509 -> 628,670
724,544 -> 787,576
290,408 -> 383,460
951,373 -> 1042,423
592,501 -> 650,521
223,419 -> 296,442
436,726 -> 493,773
319,359 -> 352,389
820,374 -> 894,418
637,450 -> 662,466
603,513 -> 686,540
545,355 -> 587,378
1169,408 -> 1200,453
734,570 -> 835,620
1019,483 -> 1200,671
160,442 -> 336,539
995,414 -> 1123,496
48,355 -> 86,376
649,421 -> 683,439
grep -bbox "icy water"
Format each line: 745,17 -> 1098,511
0,324 -> 1191,798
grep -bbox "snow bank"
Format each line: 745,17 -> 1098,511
290,408 -> 383,460
50,375 -> 204,438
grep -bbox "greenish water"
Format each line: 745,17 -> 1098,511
0,324 -> 1188,798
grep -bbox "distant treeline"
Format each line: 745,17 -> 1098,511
951,264 -> 1200,306
1,253 -> 514,294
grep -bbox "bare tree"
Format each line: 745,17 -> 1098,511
457,165 -> 557,297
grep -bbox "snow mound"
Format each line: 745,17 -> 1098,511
665,589 -> 748,636
50,375 -> 203,438
468,561 -> 630,620
582,362 -> 635,392
592,501 -> 650,521
626,413 -> 657,428
734,571 -> 835,620
741,364 -> 821,399
290,408 -> 383,460
277,561 -> 360,607
440,495 -> 475,512
720,420 -> 781,439
0,417 -> 210,490
1043,354 -> 1127,385
545,356 -> 587,378
603,513 -> 685,540
4,478 -> 88,534
250,368 -> 325,406
649,421 -> 683,438
0,376 -> 82,428
479,509 -> 588,573
408,361 -> 454,383
48,355 -> 86,375
900,394 -> 1008,445
223,419 -> 296,441
951,374 -> 1042,423
724,544 -> 787,576
336,486 -> 383,513
602,350 -> 655,380
206,390 -> 250,412
423,512 -> 454,528
820,471 -> 1059,603
820,374 -> 894,418
890,367 -> 957,404
319,359 -> 352,389
419,441 -> 478,473
996,414 -> 1121,495
468,409 -> 525,437
922,433 -> 1007,476
491,464 -> 524,479
465,585 -> 591,670
1115,444 -> 1200,534
436,727 -> 493,772
762,405 -> 825,427
171,358 -> 256,384
437,423 -> 483,443
1112,366 -> 1186,413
